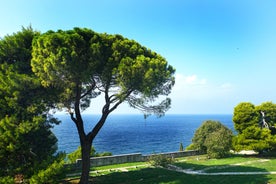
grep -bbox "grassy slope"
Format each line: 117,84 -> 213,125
62,155 -> 276,184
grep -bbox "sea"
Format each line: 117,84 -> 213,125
52,114 -> 234,155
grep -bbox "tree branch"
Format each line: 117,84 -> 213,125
80,79 -> 96,99
108,89 -> 133,113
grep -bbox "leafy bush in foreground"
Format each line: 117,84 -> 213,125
29,154 -> 65,184
0,176 -> 14,184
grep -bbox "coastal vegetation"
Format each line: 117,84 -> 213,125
67,146 -> 112,164
0,27 -> 65,183
1,26 -> 276,184
186,102 -> 276,158
187,120 -> 233,158
31,27 -> 175,183
232,102 -> 276,153
0,26 -> 175,183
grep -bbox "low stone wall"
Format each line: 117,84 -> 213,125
74,150 -> 199,168
143,150 -> 200,161
86,153 -> 142,167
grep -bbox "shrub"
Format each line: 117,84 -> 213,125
29,154 -> 65,184
185,143 -> 196,151
205,128 -> 233,158
67,146 -> 112,164
0,176 -> 14,184
192,120 -> 226,153
148,154 -> 174,167
188,120 -> 233,158
232,126 -> 276,153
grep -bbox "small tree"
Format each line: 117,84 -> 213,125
179,142 -> 184,151
31,28 -> 175,183
192,120 -> 222,153
204,127 -> 233,158
190,120 -> 233,158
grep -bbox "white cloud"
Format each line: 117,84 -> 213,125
172,74 -> 208,96
168,73 -> 236,114
178,74 -> 207,86
83,73 -> 236,115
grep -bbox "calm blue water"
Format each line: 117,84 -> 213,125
52,114 -> 234,155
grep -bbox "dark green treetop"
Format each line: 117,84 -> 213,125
0,27 -> 62,179
232,101 -> 276,153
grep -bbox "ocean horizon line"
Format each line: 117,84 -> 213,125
53,114 -> 234,154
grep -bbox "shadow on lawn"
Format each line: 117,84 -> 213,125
90,163 -> 271,184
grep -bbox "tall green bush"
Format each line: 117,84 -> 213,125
0,27 -> 62,180
189,120 -> 233,158
205,127 -> 233,158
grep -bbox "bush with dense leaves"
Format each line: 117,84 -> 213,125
190,120 -> 233,158
233,102 -> 276,153
148,154 -> 174,167
204,127 -> 233,158
0,27 -> 63,181
0,176 -> 14,184
29,154 -> 66,184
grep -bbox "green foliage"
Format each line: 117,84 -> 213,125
0,176 -> 14,184
0,116 -> 58,176
148,154 -> 174,167
233,126 -> 276,152
31,27 -> 175,116
233,102 -> 276,133
95,151 -> 113,157
185,143 -> 196,151
179,142 -> 184,151
233,102 -> 259,134
232,102 -> 276,153
0,27 -> 61,180
67,146 -> 95,164
0,26 -> 38,73
190,120 -> 233,158
29,154 -> 66,184
192,121 -> 225,152
256,102 -> 276,127
31,27 -> 175,183
204,127 -> 233,158
67,146 -> 112,164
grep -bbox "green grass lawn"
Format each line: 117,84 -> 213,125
175,155 -> 276,173
62,155 -> 276,184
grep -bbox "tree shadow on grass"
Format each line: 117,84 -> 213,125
91,164 -> 271,184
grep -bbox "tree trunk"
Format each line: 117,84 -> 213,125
79,139 -> 92,184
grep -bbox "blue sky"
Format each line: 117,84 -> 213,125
1,0 -> 276,114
